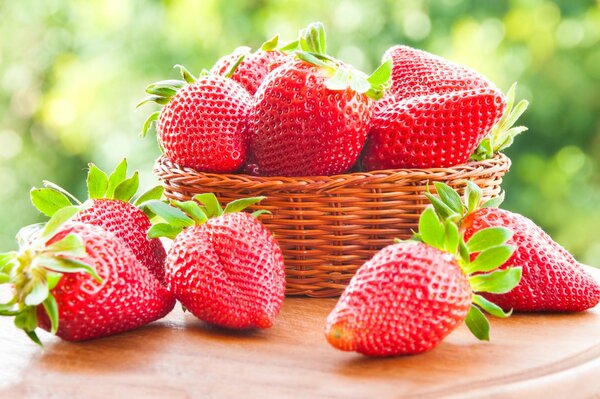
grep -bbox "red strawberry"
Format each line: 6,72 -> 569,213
326,184 -> 522,356
211,36 -> 289,95
429,182 -> 600,313
139,66 -> 252,172
248,22 -> 391,176
362,88 -> 506,170
146,194 -> 285,329
30,159 -> 167,284
383,45 -> 494,99
463,208 -> 600,312
0,209 -> 175,344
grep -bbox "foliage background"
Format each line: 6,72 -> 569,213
1,0 -> 599,266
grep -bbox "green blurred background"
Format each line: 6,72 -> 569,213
1,0 -> 599,265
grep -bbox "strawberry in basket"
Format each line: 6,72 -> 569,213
138,63 -> 252,173
248,22 -> 392,176
145,194 -> 285,329
428,182 -> 600,312
30,159 -> 168,284
325,183 -> 522,356
211,35 -> 289,95
362,46 -> 525,170
0,208 -> 175,344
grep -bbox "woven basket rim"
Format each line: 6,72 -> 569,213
155,153 -> 509,183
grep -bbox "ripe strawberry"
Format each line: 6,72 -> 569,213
139,65 -> 252,172
383,45 -> 495,99
30,159 -> 167,284
248,22 -> 391,176
326,182 -> 522,356
211,35 -> 289,95
0,208 -> 175,343
429,182 -> 600,312
362,88 -> 506,170
146,194 -> 285,329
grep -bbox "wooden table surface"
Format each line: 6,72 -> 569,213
2,267 -> 600,399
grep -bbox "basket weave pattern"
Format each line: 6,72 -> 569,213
154,154 -> 510,297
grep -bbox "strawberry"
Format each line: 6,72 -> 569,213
326,182 -> 522,356
248,22 -> 391,176
428,182 -> 600,312
0,208 -> 175,343
139,64 -> 252,173
146,194 -> 285,329
361,45 -> 525,170
211,35 -> 289,95
30,159 -> 168,284
382,45 -> 495,99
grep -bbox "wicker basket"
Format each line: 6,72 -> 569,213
154,154 -> 510,297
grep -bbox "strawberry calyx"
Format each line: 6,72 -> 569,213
285,22 -> 392,101
30,159 -> 164,220
471,83 -> 529,161
0,206 -> 100,345
143,193 -> 268,240
409,181 -> 522,341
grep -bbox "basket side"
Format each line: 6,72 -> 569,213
154,155 -> 510,297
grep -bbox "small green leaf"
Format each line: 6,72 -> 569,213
25,280 -> 49,306
30,188 -> 73,217
473,294 -> 512,318
433,182 -> 464,215
86,164 -> 109,199
147,223 -> 182,240
173,64 -> 197,84
0,252 -> 15,271
42,181 -> 82,205
418,207 -> 444,250
470,267 -> 522,294
482,191 -> 505,208
14,308 -> 39,332
35,256 -> 101,283
367,59 -> 392,88
45,233 -> 87,258
0,303 -> 19,316
0,272 -> 9,283
140,111 -> 160,138
134,185 -> 164,206
143,200 -> 194,227
41,206 -> 79,240
145,79 -> 186,96
467,227 -> 514,253
465,305 -> 490,341
279,39 -> 299,53
224,54 -> 246,78
193,193 -> 224,218
42,295 -> 59,334
114,172 -> 140,202
136,95 -> 170,108
424,191 -> 459,221
47,272 -> 62,290
25,330 -> 43,346
224,196 -> 266,214
171,201 -> 208,224
469,244 -> 515,274
465,181 -> 482,214
260,34 -> 279,51
251,209 -> 272,218
106,159 -> 128,199
444,221 -> 459,255
458,240 -> 470,265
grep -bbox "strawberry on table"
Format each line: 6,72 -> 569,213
427,182 -> 600,312
248,22 -> 392,176
211,35 -> 289,95
325,183 -> 522,357
30,159 -> 168,284
0,208 -> 175,344
145,194 -> 285,329
139,63 -> 252,173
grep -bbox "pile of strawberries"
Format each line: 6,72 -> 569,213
1,22 -> 599,357
139,22 -> 523,177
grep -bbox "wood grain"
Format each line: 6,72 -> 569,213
1,267 -> 599,399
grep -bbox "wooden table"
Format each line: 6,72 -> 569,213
2,267 -> 600,399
